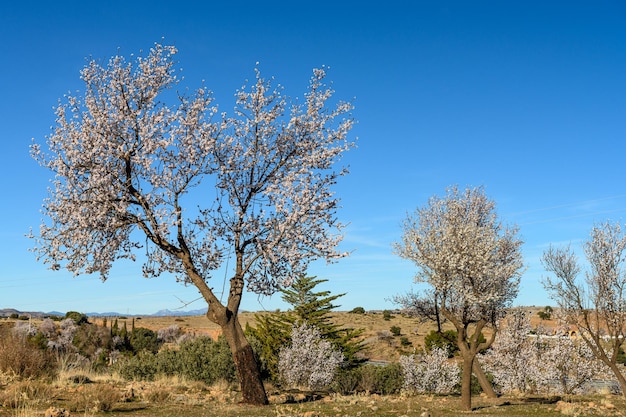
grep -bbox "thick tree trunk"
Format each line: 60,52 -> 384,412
473,359 -> 497,398
461,354 -> 474,411
219,314 -> 269,405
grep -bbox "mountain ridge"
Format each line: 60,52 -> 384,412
0,307 -> 209,318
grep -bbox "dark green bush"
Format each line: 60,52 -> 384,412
117,336 -> 236,384
382,310 -> 393,321
129,327 -> 161,354
65,311 -> 89,325
176,336 -> 236,384
73,324 -> 112,357
334,363 -> 403,395
333,367 -> 361,394
349,307 -> 365,314
424,330 -> 458,356
358,363 -> 402,395
118,350 -> 158,381
400,336 -> 412,346
390,326 -> 401,336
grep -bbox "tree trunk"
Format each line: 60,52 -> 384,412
219,314 -> 269,405
473,359 -> 497,398
607,361 -> 626,396
461,353 -> 474,411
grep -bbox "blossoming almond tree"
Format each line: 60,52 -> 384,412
30,43 -> 354,405
399,347 -> 460,394
542,221 -> 626,396
481,310 -> 607,395
278,322 -> 344,391
394,186 -> 524,411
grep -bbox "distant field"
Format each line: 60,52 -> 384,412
2,306 -> 556,363
84,306 -> 553,362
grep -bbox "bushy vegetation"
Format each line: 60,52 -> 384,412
0,326 -> 56,379
333,363 -> 403,395
117,336 -> 236,384
424,330 -> 458,356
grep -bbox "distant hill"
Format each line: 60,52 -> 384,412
151,308 -> 207,317
0,307 -> 208,318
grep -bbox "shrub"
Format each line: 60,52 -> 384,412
117,350 -> 158,381
400,336 -> 412,347
358,363 -> 403,395
0,327 -> 56,379
332,367 -> 362,394
129,327 -> 161,354
13,321 -> 37,337
278,322 -> 344,391
73,323 -> 112,358
349,306 -> 365,314
424,330 -> 458,356
39,318 -> 57,338
382,310 -> 393,321
65,311 -> 89,325
0,380 -> 53,409
67,384 -> 121,412
333,363 -> 403,395
390,326 -> 401,336
175,336 -> 236,384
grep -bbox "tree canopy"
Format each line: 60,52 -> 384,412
543,221 -> 626,396
31,42 -> 355,405
394,186 -> 524,410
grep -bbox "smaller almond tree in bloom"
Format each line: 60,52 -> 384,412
278,322 -> 344,391
480,309 -> 543,394
542,221 -> 626,396
399,347 -> 460,395
394,186 -> 524,411
481,310 -> 609,395
541,329 -> 609,395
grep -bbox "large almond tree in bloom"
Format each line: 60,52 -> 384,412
542,221 -> 626,396
394,186 -> 524,411
30,43 -> 354,405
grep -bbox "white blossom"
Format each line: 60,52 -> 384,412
482,311 -> 609,395
278,322 -> 344,391
543,221 -> 626,395
400,347 -> 460,394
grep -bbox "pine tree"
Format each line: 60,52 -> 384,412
248,275 -> 364,381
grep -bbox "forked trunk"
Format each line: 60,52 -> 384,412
473,359 -> 497,398
219,314 -> 269,405
461,354 -> 474,411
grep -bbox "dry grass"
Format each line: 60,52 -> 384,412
9,385 -> 617,417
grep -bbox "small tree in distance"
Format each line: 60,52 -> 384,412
542,221 -> 626,396
30,43 -> 355,405
278,322 -> 344,391
394,186 -> 524,411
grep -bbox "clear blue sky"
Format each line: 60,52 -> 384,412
1,1 -> 625,315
